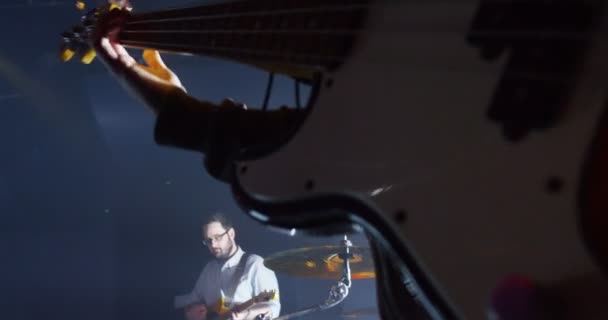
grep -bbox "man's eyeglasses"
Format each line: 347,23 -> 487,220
202,229 -> 230,246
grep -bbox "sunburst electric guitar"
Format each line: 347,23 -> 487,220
207,290 -> 276,320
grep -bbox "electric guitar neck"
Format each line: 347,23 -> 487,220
60,0 -> 370,80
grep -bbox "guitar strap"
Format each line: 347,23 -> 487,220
225,250 -> 252,307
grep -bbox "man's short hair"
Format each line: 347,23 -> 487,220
203,212 -> 234,231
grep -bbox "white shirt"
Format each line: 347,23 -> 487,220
175,247 -> 281,317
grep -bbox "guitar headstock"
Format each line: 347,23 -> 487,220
252,290 -> 276,303
59,1 -> 131,64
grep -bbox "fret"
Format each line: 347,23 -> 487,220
121,30 -> 357,61
223,2 -> 235,55
125,9 -> 367,32
120,39 -> 341,66
118,0 -> 370,71
127,2 -> 370,25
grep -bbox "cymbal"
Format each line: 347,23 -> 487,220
263,245 -> 375,279
341,307 -> 379,318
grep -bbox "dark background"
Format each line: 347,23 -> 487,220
0,1 -> 378,320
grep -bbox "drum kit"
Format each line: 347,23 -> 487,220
263,235 -> 379,320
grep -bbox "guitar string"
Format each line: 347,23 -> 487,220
119,39 -> 342,64
108,1 -> 604,86
125,4 -> 370,25
120,28 -> 598,40
123,1 -> 601,27
119,39 -> 594,84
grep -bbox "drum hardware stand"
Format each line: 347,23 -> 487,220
273,235 -> 353,320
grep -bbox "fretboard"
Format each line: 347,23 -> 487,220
117,0 -> 371,71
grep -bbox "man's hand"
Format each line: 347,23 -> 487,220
90,6 -> 186,114
185,303 -> 207,320
231,309 -> 271,320
232,310 -> 268,320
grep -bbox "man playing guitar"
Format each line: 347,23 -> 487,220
174,213 -> 280,320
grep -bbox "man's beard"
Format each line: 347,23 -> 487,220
215,240 -> 235,260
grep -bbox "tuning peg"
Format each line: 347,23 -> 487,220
59,35 -> 78,62
60,48 -> 75,62
80,48 -> 97,64
59,45 -> 76,62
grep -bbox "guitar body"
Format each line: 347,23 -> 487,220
232,1 -> 608,319
207,291 -> 276,320
207,297 -> 231,320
